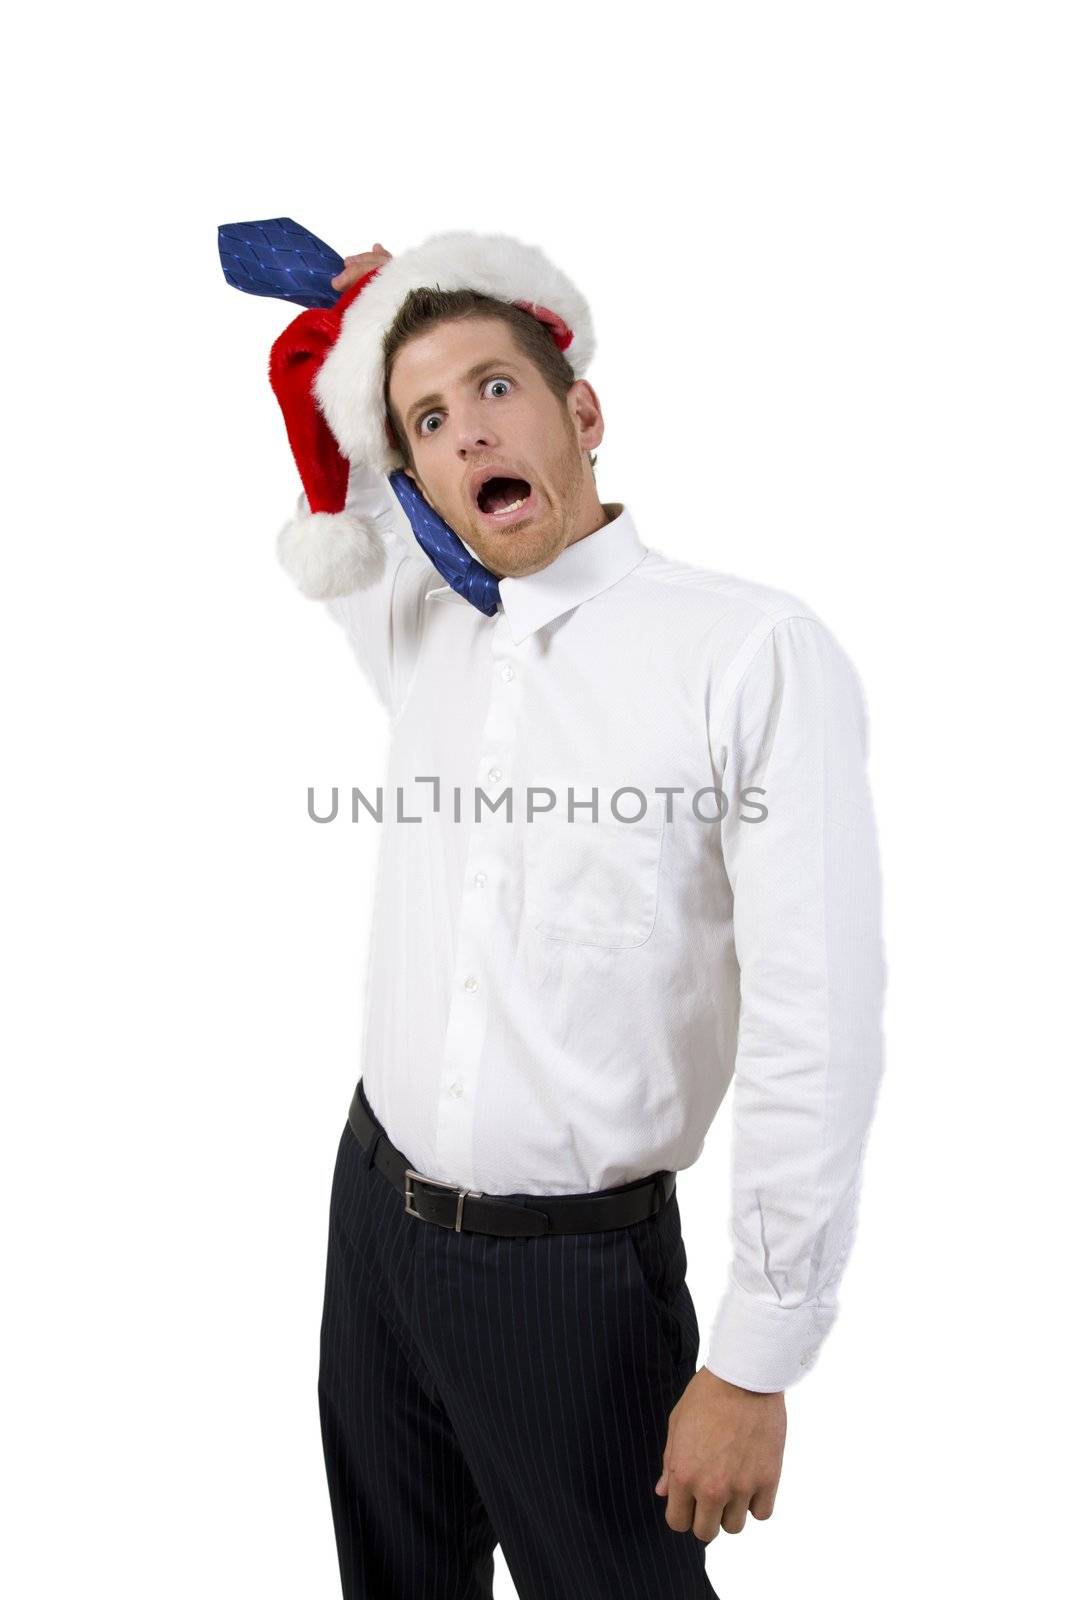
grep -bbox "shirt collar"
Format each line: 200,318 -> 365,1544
425,504 -> 648,645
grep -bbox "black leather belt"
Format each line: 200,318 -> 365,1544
348,1078 -> 676,1238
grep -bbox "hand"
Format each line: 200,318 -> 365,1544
330,243 -> 393,293
655,1366 -> 786,1542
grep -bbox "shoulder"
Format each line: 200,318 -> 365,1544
628,546 -> 866,737
629,543 -> 824,651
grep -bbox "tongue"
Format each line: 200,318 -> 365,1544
483,476 -> 529,513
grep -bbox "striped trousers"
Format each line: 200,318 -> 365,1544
318,1105 -> 721,1599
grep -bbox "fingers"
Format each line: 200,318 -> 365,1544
662,1470 -> 775,1543
654,1410 -> 676,1497
748,1482 -> 778,1520
664,1475 -> 751,1543
330,245 -> 393,293
691,1494 -> 727,1543
663,1474 -> 702,1537
716,1492 -> 751,1538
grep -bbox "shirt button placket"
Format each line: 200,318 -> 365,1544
435,616 -> 521,1184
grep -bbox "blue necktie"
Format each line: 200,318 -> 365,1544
388,471 -> 500,616
219,217 -> 502,613
218,217 -> 345,309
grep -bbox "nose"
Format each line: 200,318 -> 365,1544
453,407 -> 500,456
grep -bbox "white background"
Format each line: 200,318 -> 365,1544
3,3 -> 1064,1595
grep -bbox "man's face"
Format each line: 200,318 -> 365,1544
386,316 -> 605,579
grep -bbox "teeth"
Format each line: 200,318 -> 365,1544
494,497 -> 527,514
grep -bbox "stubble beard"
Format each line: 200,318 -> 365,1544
469,432 -> 587,580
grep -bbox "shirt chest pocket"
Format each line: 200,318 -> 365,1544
524,787 -> 666,950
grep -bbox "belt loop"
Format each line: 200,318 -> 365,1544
653,1172 -> 666,1215
362,1128 -> 381,1170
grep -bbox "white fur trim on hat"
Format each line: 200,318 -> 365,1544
276,495 -> 387,600
313,230 -> 595,475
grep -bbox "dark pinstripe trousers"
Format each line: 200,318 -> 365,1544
318,1109 -> 721,1599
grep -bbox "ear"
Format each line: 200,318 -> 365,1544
568,378 -> 605,453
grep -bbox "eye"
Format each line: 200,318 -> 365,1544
417,376 -> 513,437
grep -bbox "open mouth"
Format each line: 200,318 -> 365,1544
473,473 -> 536,525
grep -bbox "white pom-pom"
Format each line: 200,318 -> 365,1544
276,497 -> 386,600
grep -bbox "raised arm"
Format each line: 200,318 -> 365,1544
270,239 -> 438,715
307,464 -> 438,718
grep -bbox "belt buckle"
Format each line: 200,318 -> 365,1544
404,1167 -> 482,1231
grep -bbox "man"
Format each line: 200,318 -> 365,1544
268,231 -> 886,1599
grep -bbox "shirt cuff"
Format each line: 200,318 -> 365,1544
702,1284 -> 837,1392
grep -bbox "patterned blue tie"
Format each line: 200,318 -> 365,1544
219,216 -> 502,614
218,217 -> 345,309
388,471 -> 500,616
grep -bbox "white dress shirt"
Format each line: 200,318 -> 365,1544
313,466 -> 886,1393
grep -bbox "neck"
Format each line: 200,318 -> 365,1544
567,500 -> 621,548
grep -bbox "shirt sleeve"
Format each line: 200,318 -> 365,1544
318,467 -> 439,717
703,613 -> 887,1392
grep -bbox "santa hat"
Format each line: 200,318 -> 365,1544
268,230 -> 596,600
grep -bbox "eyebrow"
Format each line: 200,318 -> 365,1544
404,358 -> 516,433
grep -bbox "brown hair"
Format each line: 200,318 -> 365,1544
382,286 -> 597,475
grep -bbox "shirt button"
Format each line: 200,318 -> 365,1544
448,1079 -> 464,1097
488,766 -> 502,783
463,975 -> 479,992
501,663 -> 514,682
474,871 -> 487,888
